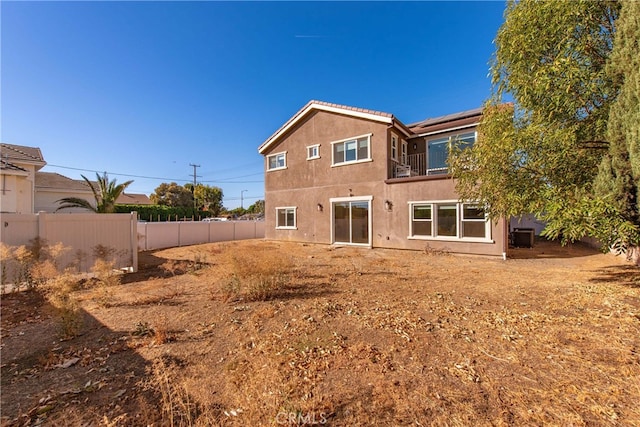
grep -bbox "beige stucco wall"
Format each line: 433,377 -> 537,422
262,110 -> 508,257
0,175 -> 20,213
264,111 -> 390,191
35,189 -> 93,213
0,167 -> 36,214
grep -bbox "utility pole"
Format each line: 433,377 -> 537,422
189,163 -> 201,209
189,163 -> 201,187
241,189 -> 248,209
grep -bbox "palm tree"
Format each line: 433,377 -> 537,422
56,173 -> 134,213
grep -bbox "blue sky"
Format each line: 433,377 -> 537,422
1,1 -> 506,209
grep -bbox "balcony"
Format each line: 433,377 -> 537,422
388,153 -> 449,179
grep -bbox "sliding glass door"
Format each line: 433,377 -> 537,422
332,198 -> 371,246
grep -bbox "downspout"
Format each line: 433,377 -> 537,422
502,217 -> 508,260
1,153 -> 7,195
30,171 -> 35,213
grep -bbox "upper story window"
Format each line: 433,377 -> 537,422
331,134 -> 372,166
391,133 -> 398,161
401,140 -> 408,164
267,151 -> 287,171
427,131 -> 476,175
307,144 -> 320,160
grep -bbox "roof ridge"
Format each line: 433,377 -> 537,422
308,100 -> 394,118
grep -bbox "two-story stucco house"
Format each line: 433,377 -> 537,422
258,100 -> 509,257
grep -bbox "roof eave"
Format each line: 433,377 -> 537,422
391,119 -> 413,138
410,122 -> 479,139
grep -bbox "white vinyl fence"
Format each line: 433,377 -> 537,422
0,212 -> 138,278
0,213 -> 266,284
137,220 -> 265,251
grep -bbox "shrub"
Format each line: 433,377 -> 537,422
91,258 -> 121,306
221,250 -> 292,301
2,239 -> 72,291
44,271 -> 83,338
143,356 -> 199,425
0,243 -> 13,292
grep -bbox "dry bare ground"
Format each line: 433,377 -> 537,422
1,239 -> 639,426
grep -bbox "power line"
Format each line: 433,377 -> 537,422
226,195 -> 262,201
45,163 -> 264,184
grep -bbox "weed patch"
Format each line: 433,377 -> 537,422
219,249 -> 293,301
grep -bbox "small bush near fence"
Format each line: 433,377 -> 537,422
1,239 -> 124,337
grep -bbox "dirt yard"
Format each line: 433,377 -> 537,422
1,239 -> 639,426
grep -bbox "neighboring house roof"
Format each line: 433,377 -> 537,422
36,171 -> 152,205
407,107 -> 484,137
0,143 -> 46,168
116,193 -> 152,205
259,100 -> 412,154
36,172 -> 92,192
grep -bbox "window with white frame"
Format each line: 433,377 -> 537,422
332,134 -> 371,166
409,201 -> 490,241
436,204 -> 458,237
307,144 -> 320,160
411,204 -> 432,236
427,132 -> 476,175
401,140 -> 408,164
267,151 -> 287,171
276,207 -> 296,229
461,204 -> 486,238
391,134 -> 398,161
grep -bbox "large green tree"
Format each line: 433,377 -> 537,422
150,182 -> 194,207
451,0 -> 640,251
193,184 -> 223,215
247,199 -> 265,214
56,173 -> 133,213
593,0 -> 640,251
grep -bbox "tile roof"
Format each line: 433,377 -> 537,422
116,193 -> 152,205
1,159 -> 28,173
407,107 -> 484,136
307,100 -> 394,119
0,143 -> 46,164
35,172 -> 92,192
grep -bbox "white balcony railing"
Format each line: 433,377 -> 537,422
389,153 -> 452,179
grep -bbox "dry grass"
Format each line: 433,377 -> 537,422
218,248 -> 293,302
1,240 -> 639,426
